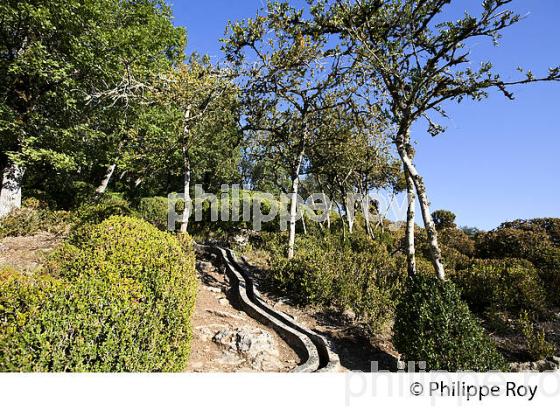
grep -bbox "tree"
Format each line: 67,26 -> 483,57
225,1 -> 354,258
141,55 -> 239,233
0,0 -> 185,215
432,210 -> 457,231
309,0 -> 560,279
309,107 -> 401,236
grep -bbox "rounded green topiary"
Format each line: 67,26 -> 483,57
0,216 -> 197,372
393,275 -> 508,372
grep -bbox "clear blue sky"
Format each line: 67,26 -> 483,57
170,0 -> 560,230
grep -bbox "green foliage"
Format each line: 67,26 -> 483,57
518,311 -> 556,361
0,206 -> 73,239
477,219 -> 560,305
270,233 -> 405,333
75,195 -> 133,226
432,210 -> 457,230
439,227 -> 475,257
393,275 -> 508,372
451,259 -> 547,315
0,216 -> 197,372
0,0 -> 185,207
138,196 -> 169,230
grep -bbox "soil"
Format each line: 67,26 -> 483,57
0,232 -> 62,272
186,256 -> 299,372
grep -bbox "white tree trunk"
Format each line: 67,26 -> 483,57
300,208 -> 307,235
0,161 -> 24,218
397,134 -> 445,280
180,148 -> 192,233
287,151 -> 304,260
404,168 -> 417,277
95,163 -> 116,196
347,208 -> 355,234
179,106 -> 192,233
325,194 -> 331,230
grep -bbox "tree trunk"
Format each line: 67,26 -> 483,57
179,106 -> 193,233
287,150 -> 304,260
347,208 -> 355,234
0,161 -> 24,218
404,168 -> 417,277
342,187 -> 355,234
95,163 -> 116,196
362,194 -> 375,239
300,208 -> 307,235
325,194 -> 331,230
396,133 -> 445,280
179,148 -> 192,233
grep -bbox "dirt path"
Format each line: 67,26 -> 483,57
187,258 -> 299,372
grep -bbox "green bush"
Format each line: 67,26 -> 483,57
75,194 -> 133,226
138,196 -> 169,230
476,219 -> 560,305
0,216 -> 197,372
271,233 -> 405,334
432,209 -> 457,230
518,311 -> 556,361
451,259 -> 547,315
0,206 -> 74,239
393,275 -> 508,371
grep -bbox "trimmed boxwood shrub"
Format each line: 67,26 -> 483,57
393,275 -> 508,371
75,194 -> 133,226
0,216 -> 197,372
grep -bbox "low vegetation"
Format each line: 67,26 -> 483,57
1,0 -> 559,373
393,275 -> 508,372
0,216 -> 197,372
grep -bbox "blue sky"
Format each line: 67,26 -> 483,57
171,0 -> 560,230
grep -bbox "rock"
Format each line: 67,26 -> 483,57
203,285 -> 222,293
510,359 -> 559,372
195,324 -> 227,342
342,308 -> 357,322
217,352 -> 245,367
551,356 -> 560,366
196,261 -> 214,272
232,233 -> 249,246
218,297 -> 230,306
212,327 -> 282,371
250,351 -> 284,372
236,328 -> 278,357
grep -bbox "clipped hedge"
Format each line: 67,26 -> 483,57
0,216 -> 197,372
393,275 -> 507,372
74,194 -> 133,226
